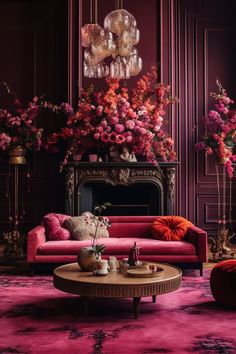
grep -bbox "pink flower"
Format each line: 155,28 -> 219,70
115,124 -> 125,133
116,134 -> 126,144
125,120 -> 135,130
96,126 -> 103,134
154,125 -> 161,132
101,120 -> 108,128
127,109 -> 137,119
108,132 -> 117,143
97,106 -> 103,116
206,147 -> 213,155
137,127 -> 147,135
61,102 -> 73,114
93,133 -> 100,140
226,160 -> 234,178
222,108 -> 229,115
126,134 -> 133,143
222,97 -> 231,105
195,141 -> 205,150
0,133 -> 11,150
106,125 -> 112,133
135,120 -> 142,127
101,132 -> 109,143
110,116 -> 119,125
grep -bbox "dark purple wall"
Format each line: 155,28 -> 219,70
0,0 -> 68,233
166,0 -> 236,237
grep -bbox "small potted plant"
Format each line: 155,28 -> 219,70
77,202 -> 111,271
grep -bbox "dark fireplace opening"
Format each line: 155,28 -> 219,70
79,182 -> 162,216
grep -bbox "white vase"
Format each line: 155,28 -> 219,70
77,246 -> 101,271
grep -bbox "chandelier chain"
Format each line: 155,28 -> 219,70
90,0 -> 98,23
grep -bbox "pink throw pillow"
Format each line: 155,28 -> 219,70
42,213 -> 71,241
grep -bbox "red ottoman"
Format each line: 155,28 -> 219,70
210,260 -> 236,308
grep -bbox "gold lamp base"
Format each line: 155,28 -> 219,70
8,146 -> 27,164
3,230 -> 26,258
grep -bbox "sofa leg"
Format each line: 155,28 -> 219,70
30,264 -> 35,276
200,264 -> 203,277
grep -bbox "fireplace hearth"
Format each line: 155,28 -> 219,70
65,162 -> 178,216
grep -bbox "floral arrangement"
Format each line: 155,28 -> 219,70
0,82 -> 73,154
195,79 -> 236,177
48,67 -> 178,167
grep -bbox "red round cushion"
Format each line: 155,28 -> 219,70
151,216 -> 192,241
210,260 -> 236,308
42,213 -> 71,241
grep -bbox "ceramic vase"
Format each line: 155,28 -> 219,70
77,246 -> 101,271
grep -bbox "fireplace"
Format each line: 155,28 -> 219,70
64,162 -> 178,216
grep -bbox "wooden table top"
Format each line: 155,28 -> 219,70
53,262 -> 182,298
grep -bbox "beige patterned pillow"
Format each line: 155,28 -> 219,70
64,212 -> 109,241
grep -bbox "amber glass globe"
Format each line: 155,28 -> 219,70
127,54 -> 143,76
84,47 -> 104,65
104,9 -> 135,35
81,23 -> 103,47
119,26 -> 140,45
110,56 -> 130,79
84,61 -> 109,78
116,41 -> 134,57
91,37 -> 116,58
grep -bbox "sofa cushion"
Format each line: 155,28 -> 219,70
37,237 -> 196,256
151,216 -> 192,241
64,212 -> 109,241
42,213 -> 71,241
109,223 -> 152,238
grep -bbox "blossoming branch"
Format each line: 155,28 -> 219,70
0,82 -> 73,153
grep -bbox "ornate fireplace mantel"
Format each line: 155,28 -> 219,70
65,162 -> 179,216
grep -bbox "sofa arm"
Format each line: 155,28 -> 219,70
27,225 -> 46,263
185,225 -> 208,262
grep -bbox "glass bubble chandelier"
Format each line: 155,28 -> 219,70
81,0 -> 142,79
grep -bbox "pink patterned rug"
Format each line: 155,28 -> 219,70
0,270 -> 236,354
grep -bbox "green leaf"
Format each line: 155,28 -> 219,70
92,244 -> 106,254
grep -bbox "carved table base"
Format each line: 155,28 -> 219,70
53,262 -> 182,319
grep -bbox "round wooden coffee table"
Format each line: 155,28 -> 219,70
53,262 -> 182,319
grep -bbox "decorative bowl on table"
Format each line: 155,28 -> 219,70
126,267 -> 164,278
118,260 -> 145,274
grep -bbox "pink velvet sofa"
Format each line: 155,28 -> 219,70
27,214 -> 208,275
